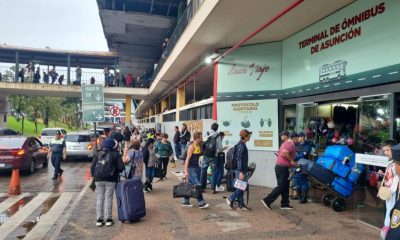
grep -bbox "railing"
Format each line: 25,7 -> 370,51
0,65 -> 152,88
151,0 -> 205,84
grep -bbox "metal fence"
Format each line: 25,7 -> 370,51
151,0 -> 204,83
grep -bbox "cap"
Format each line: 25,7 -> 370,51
55,130 -> 61,135
298,132 -> 305,137
289,132 -> 299,138
391,144 -> 400,163
239,129 -> 252,138
279,131 -> 289,136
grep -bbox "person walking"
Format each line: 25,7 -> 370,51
142,138 -> 157,192
91,138 -> 125,227
75,64 -> 82,84
123,139 -> 144,180
154,133 -> 173,180
173,126 -> 181,161
50,66 -> 58,84
200,123 -> 223,192
48,130 -> 66,180
261,131 -> 298,210
122,126 -> 131,154
214,132 -> 226,192
182,132 -> 209,209
18,68 -> 25,83
180,124 -> 191,164
226,130 -> 251,210
27,62 -> 34,83
380,139 -> 398,239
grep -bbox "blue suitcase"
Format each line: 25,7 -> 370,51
116,178 -> 146,222
331,177 -> 353,197
306,160 -> 335,186
316,156 -> 337,170
331,162 -> 351,178
347,164 -> 365,183
323,146 -> 354,162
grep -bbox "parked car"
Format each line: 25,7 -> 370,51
39,128 -> 67,145
64,133 -> 94,160
0,128 -> 19,136
0,136 -> 49,174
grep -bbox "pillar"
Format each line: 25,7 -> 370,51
161,98 -> 168,122
125,95 -> 131,127
212,62 -> 218,120
0,95 -> 9,128
15,51 -> 19,82
67,54 -> 71,85
176,85 -> 185,121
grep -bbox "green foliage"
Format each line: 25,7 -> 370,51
7,116 -> 77,137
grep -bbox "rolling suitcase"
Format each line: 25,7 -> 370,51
116,178 -> 146,223
331,177 -> 353,197
307,161 -> 335,186
316,156 -> 337,170
323,145 -> 354,162
226,170 -> 235,192
347,164 -> 364,183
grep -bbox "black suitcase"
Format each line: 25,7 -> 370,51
300,158 -> 334,186
116,178 -> 146,223
226,170 -> 235,192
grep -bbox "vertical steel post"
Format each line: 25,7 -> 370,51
67,54 -> 71,85
15,51 -> 19,82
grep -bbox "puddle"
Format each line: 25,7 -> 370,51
13,194 -> 61,239
0,194 -> 35,225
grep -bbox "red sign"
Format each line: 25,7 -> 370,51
110,106 -> 120,116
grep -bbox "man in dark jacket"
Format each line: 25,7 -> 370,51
173,126 -> 181,161
179,124 -> 191,163
226,129 -> 251,210
293,132 -> 313,203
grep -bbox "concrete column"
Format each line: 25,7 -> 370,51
67,54 -> 71,85
125,95 -> 131,127
0,95 -> 9,128
149,107 -> 155,116
176,85 -> 185,121
161,98 -> 168,122
15,51 -> 19,82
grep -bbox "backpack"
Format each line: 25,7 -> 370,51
94,151 -> 115,179
225,145 -> 237,170
181,143 -> 192,161
202,134 -> 218,157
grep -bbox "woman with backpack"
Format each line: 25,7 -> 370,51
91,138 -> 125,227
182,131 -> 209,209
123,139 -> 144,180
154,133 -> 173,180
142,138 -> 157,192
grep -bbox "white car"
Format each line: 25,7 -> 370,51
64,133 -> 94,160
39,128 -> 67,145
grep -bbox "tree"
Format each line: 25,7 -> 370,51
27,96 -> 44,133
9,95 -> 29,135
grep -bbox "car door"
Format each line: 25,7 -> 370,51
30,138 -> 45,166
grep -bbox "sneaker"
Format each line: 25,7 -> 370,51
212,190 -> 217,194
105,219 -> 114,227
181,203 -> 193,207
216,186 -> 225,192
143,188 -> 149,193
199,203 -> 209,209
52,175 -> 58,180
280,205 -> 294,210
238,206 -> 248,211
226,198 -> 234,209
58,169 -> 64,177
261,199 -> 271,210
96,219 -> 103,227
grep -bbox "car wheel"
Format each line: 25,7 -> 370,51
27,159 -> 35,175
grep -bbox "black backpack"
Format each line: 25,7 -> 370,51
202,134 -> 218,157
94,151 -> 115,179
181,143 -> 192,161
225,145 -> 237,170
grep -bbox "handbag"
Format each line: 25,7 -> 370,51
378,167 -> 392,201
172,182 -> 202,198
154,164 -> 164,179
234,179 -> 248,191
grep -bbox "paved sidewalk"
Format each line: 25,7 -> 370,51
59,165 -> 380,240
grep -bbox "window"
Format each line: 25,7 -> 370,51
65,135 -> 91,142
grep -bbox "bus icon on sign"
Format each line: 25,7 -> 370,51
319,60 -> 347,83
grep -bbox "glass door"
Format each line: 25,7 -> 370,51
296,103 -> 318,144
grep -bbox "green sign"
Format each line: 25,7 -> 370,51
81,84 -> 104,122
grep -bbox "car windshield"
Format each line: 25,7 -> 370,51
0,138 -> 25,148
41,129 -> 60,136
65,135 -> 91,142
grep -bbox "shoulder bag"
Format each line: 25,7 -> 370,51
378,167 -> 392,201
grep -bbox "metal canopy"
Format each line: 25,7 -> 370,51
0,45 -> 117,69
97,0 -> 180,77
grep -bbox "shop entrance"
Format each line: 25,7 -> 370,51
284,94 -> 391,228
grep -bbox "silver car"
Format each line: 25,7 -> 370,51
64,133 -> 94,160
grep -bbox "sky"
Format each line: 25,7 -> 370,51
0,0 -> 108,52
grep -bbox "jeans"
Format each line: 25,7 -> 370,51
294,173 -> 309,192
229,170 -> 246,208
174,143 -> 181,160
160,157 -> 169,178
213,156 -> 225,188
95,181 -> 116,220
182,167 -> 205,205
146,166 -> 155,183
263,165 -> 290,207
200,156 -> 217,189
180,144 -> 187,161
51,152 -> 62,176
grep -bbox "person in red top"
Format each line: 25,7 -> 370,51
261,131 -> 298,210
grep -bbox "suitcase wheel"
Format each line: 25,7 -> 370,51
321,193 -> 334,206
331,197 -> 346,212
